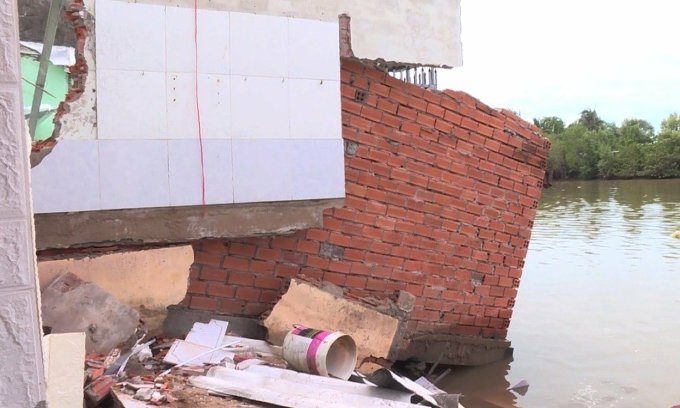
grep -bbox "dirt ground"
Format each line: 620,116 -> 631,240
171,387 -> 276,408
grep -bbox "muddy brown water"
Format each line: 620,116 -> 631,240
440,179 -> 680,408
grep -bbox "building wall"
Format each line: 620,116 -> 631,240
0,0 -> 47,403
37,246 -> 191,309
31,0 -> 345,214
185,58 -> 550,339
110,0 -> 463,67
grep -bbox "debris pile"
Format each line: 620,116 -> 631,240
48,275 -> 473,407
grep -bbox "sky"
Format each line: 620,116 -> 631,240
438,0 -> 680,131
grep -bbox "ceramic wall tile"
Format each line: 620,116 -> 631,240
230,12 -> 288,77
96,0 -> 165,71
99,140 -> 170,209
232,139 -> 292,203
30,140 -> 100,213
289,18 -> 340,80
289,79 -> 341,139
97,70 -> 167,139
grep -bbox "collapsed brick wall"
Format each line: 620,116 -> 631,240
184,57 -> 550,340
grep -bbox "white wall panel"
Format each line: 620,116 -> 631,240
229,12 -> 288,77
168,139 -> 233,206
166,7 -> 230,74
231,75 -> 289,139
96,0 -> 166,71
290,139 -> 346,200
33,2 -> 346,213
232,139 -> 292,203
97,69 -> 167,139
31,140 -> 100,213
99,140 -> 170,209
289,79 -> 341,139
289,18 -> 340,81
166,73 -> 230,139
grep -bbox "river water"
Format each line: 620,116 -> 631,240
442,179 -> 680,407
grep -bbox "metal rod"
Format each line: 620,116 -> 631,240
427,354 -> 444,377
28,0 -> 64,139
432,368 -> 452,385
22,77 -> 57,98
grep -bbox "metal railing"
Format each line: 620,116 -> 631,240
387,67 -> 438,90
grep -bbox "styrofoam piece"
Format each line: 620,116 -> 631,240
186,322 -> 227,348
43,333 -> 86,408
163,340 -> 229,365
189,365 -> 416,407
209,319 -> 230,331
222,335 -> 280,356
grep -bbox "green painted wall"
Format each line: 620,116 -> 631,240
21,55 -> 70,141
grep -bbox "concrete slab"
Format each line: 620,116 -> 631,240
41,273 -> 140,353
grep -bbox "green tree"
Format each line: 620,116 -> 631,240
619,119 -> 654,144
642,113 -> 680,178
534,116 -> 566,134
578,109 -> 605,131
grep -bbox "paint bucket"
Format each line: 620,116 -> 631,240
282,325 -> 357,380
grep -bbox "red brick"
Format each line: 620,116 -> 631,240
188,280 -> 207,294
229,243 -> 257,257
235,287 -> 260,301
207,283 -> 235,298
222,257 -> 250,271
200,267 -> 227,282
255,247 -> 281,261
218,299 -> 244,314
275,264 -> 300,278
229,272 -> 255,286
194,251 -> 223,267
271,236 -> 298,251
254,276 -> 282,290
190,296 -> 218,311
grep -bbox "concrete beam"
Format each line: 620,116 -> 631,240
34,198 -> 343,250
397,334 -> 512,366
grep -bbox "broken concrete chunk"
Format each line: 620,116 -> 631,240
41,273 -> 140,354
264,279 -> 403,365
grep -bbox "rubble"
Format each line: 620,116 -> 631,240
60,278 -> 468,407
41,272 -> 141,354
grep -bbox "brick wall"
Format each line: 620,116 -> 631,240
184,58 -> 550,340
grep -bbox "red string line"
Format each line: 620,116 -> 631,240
194,0 -> 207,208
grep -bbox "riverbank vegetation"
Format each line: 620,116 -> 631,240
534,111 -> 680,180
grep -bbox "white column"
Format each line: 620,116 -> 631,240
0,0 -> 47,405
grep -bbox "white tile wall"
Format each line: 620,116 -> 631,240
97,70 -> 167,140
166,7 -> 230,74
99,140 -> 170,210
31,140 -> 100,213
289,18 -> 341,80
166,73 -> 230,139
290,139 -> 346,200
231,75 -> 289,139
232,139 -> 292,203
289,79 -> 342,139
168,139 -> 233,206
96,0 -> 165,72
53,3 -> 348,213
229,12 -> 288,77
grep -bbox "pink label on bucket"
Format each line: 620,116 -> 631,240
305,330 -> 332,375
